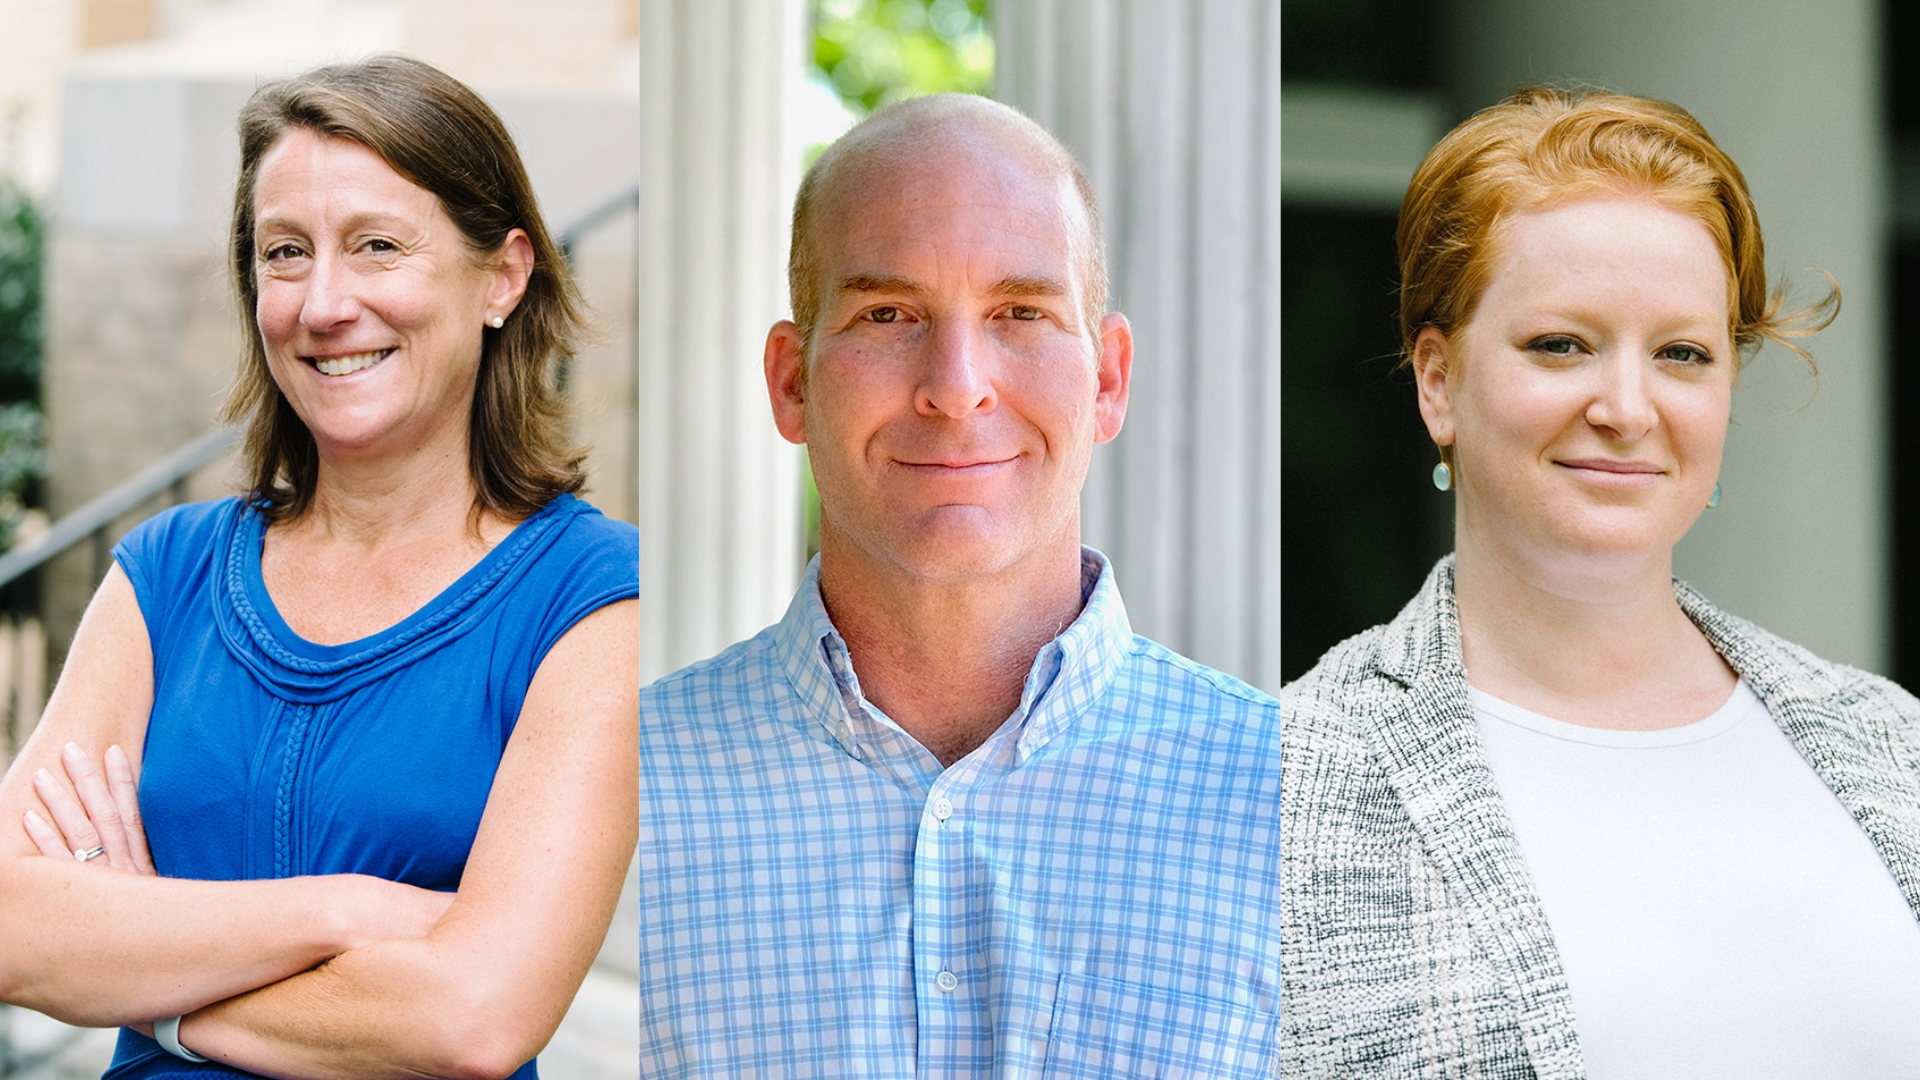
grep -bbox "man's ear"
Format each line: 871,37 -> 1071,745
764,320 -> 809,445
1411,326 -> 1457,449
1092,312 -> 1132,443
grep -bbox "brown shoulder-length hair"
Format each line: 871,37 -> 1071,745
223,53 -> 586,523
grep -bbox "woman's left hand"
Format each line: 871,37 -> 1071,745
23,741 -> 156,876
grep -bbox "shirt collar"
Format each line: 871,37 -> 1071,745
770,559 -> 867,759
771,548 -> 1135,767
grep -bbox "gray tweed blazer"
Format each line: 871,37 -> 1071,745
1281,556 -> 1920,1078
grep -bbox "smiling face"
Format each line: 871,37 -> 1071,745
1414,195 -> 1736,584
765,133 -> 1131,585
252,129 -> 524,464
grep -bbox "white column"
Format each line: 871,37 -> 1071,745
1449,0 -> 1888,672
996,0 -> 1281,693
636,0 -> 805,683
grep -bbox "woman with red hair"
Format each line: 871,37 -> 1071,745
1284,87 -> 1920,1076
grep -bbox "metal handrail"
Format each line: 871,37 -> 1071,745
557,185 -> 639,265
0,183 -> 640,595
0,426 -> 236,590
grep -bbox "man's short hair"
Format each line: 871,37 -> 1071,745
786,94 -> 1108,357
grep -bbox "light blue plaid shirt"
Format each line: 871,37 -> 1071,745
635,549 -> 1279,1077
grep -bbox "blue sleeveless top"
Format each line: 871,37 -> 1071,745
101,494 -> 638,1079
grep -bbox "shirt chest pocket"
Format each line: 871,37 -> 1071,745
1041,974 -> 1276,1079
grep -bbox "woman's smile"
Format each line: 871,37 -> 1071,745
305,347 -> 396,377
252,129 -> 497,458
1556,457 -> 1665,487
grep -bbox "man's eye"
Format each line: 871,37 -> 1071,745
865,306 -> 902,324
1007,305 -> 1043,321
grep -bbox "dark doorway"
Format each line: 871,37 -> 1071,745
1884,0 -> 1920,691
1281,208 -> 1451,681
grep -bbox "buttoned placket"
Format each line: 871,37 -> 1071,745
910,712 -> 1015,1067
912,637 -> 1077,1071
807,589 -> 1099,1074
814,628 -> 985,1063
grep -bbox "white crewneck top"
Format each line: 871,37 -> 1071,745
1473,680 -> 1920,1078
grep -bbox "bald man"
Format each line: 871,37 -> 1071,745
633,95 -> 1279,1076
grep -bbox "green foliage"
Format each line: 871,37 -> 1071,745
0,173 -> 46,544
0,176 -> 41,404
801,454 -> 822,563
812,0 -> 992,115
0,402 -> 44,548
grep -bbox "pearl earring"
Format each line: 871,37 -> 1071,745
489,316 -> 505,329
1431,461 -> 1453,492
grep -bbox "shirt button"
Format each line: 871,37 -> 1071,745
935,969 -> 959,993
931,797 -> 953,822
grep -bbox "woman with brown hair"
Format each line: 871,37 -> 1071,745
0,55 -> 637,1078
1283,87 -> 1920,1076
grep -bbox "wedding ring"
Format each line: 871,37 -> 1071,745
73,845 -> 105,863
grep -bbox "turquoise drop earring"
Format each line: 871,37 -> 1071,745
1432,461 -> 1453,492
1708,482 -> 1722,509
